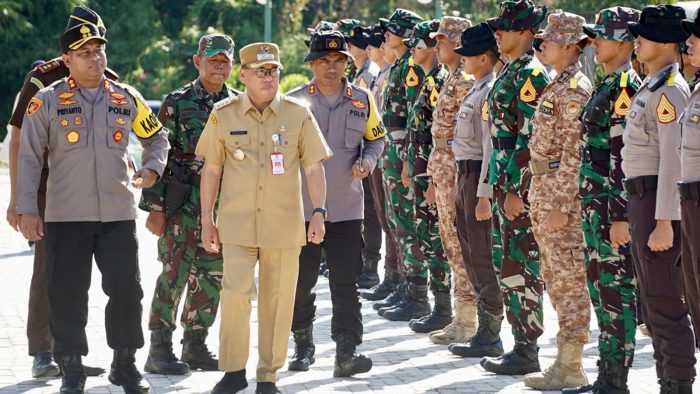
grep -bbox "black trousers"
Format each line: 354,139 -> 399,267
681,199 -> 700,349
362,176 -> 382,263
27,171 -> 51,355
628,191 -> 695,380
292,220 -> 364,343
45,220 -> 145,357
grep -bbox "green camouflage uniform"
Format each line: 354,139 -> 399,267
379,9 -> 424,271
486,1 -> 549,343
580,7 -> 641,367
402,21 -> 451,292
140,78 -> 239,331
337,19 -> 362,80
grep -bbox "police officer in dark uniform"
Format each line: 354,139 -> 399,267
6,6 -> 116,379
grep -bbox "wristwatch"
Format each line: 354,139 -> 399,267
312,207 -> 327,219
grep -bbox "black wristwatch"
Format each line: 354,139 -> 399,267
312,207 -> 327,219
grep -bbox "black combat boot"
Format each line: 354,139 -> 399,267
377,282 -> 411,316
288,325 -> 315,371
480,341 -> 540,375
382,282 -> 431,321
181,329 -> 218,371
373,280 -> 406,311
108,348 -> 150,393
660,378 -> 694,394
256,382 -> 281,393
362,270 -> 399,301
211,369 -> 247,394
409,291 -> 452,333
32,350 -> 61,378
356,258 -> 380,289
448,306 -> 504,357
56,354 -> 86,394
333,333 -> 372,377
562,359 -> 607,394
144,327 -> 190,375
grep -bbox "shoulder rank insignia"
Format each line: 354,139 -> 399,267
37,59 -> 62,75
614,89 -> 632,116
657,93 -> 676,124
358,77 -> 368,89
520,77 -> 537,103
346,86 -> 353,97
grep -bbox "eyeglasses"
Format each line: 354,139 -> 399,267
246,67 -> 280,78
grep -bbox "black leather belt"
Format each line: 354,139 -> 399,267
579,146 -> 610,164
413,135 -> 433,144
679,181 -> 700,202
623,175 -> 658,195
457,160 -> 482,175
492,136 -> 517,150
385,116 -> 407,129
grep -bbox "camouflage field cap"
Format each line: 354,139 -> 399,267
404,20 -> 440,49
66,6 -> 105,36
534,12 -> 587,46
198,34 -> 235,60
628,5 -> 688,44
487,0 -> 547,32
337,19 -> 362,37
307,20 -> 337,35
379,8 -> 424,38
682,7 -> 700,38
239,42 -> 283,70
584,7 -> 640,42
429,16 -> 472,42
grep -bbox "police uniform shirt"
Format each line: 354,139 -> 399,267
621,64 -> 689,220
17,77 -> 169,222
353,59 -> 380,90
452,72 -> 495,198
287,79 -> 386,222
371,63 -> 392,113
195,92 -> 332,248
681,85 -> 700,183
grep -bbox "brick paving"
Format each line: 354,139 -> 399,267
0,168 -> 696,393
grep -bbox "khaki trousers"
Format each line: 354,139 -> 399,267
219,244 -> 301,382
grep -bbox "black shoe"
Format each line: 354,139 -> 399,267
382,282 -> 431,321
448,307 -> 503,358
256,382 -> 281,394
212,370 -> 248,394
144,328 -> 190,375
362,277 -> 398,301
32,350 -> 61,378
374,281 -> 408,313
319,252 -> 328,276
357,271 -> 380,289
660,378 -> 694,394
288,325 -> 315,372
480,341 -> 540,375
56,354 -> 86,394
84,365 -> 106,377
108,348 -> 150,393
409,291 -> 452,333
333,333 -> 372,377
181,329 -> 218,371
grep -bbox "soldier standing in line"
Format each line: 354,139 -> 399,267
480,0 -> 550,376
363,24 -> 404,301
139,34 -> 239,375
563,7 -> 642,394
447,22 -> 506,359
522,12 -> 593,391
387,20 -> 452,327
372,9 -> 425,314
346,25 -> 384,289
681,43 -> 700,90
337,19 -> 362,81
623,6 -> 696,393
425,16 -> 479,346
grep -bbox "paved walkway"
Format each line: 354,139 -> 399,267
0,168 -> 696,393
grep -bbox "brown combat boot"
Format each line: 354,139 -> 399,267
524,342 -> 588,390
428,301 -> 477,345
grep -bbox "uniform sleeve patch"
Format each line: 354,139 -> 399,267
481,101 -> 489,121
27,97 -> 42,116
519,77 -> 537,103
657,93 -> 676,124
566,102 -> 580,115
405,67 -> 420,87
614,89 -> 631,116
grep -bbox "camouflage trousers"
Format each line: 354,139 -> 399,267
428,148 -> 476,304
530,176 -> 591,346
493,188 -> 544,343
580,170 -> 637,366
148,211 -> 224,331
381,141 -> 414,276
403,142 -> 451,292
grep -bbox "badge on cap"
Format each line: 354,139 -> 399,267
257,45 -> 275,61
327,38 -> 340,48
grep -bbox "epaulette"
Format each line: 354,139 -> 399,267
104,67 -> 119,81
648,66 -> 674,92
36,59 -> 63,75
620,71 -> 629,88
214,95 -> 239,109
283,95 -> 310,108
285,83 -> 308,97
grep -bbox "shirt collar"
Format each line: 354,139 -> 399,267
241,91 -> 281,116
193,78 -> 231,101
474,72 -> 495,90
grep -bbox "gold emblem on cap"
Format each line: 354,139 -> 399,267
328,39 -> 339,48
80,25 -> 91,39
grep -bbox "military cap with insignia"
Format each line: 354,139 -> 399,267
454,22 -> 498,57
584,7 -> 640,42
379,8 -> 424,38
487,0 -> 547,32
240,42 -> 284,69
682,7 -> 700,38
66,6 -> 106,36
198,34 -> 235,60
60,23 -> 107,53
403,20 -> 439,49
304,30 -> 354,62
628,5 -> 689,43
305,21 -> 338,48
366,24 -> 386,48
336,19 -> 362,38
347,26 -> 371,49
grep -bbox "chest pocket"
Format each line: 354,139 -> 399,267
106,111 -> 131,151
179,110 -> 210,153
681,110 -> 700,150
345,116 -> 366,149
54,116 -> 89,151
623,99 -> 649,145
581,88 -> 611,143
455,109 -> 475,141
